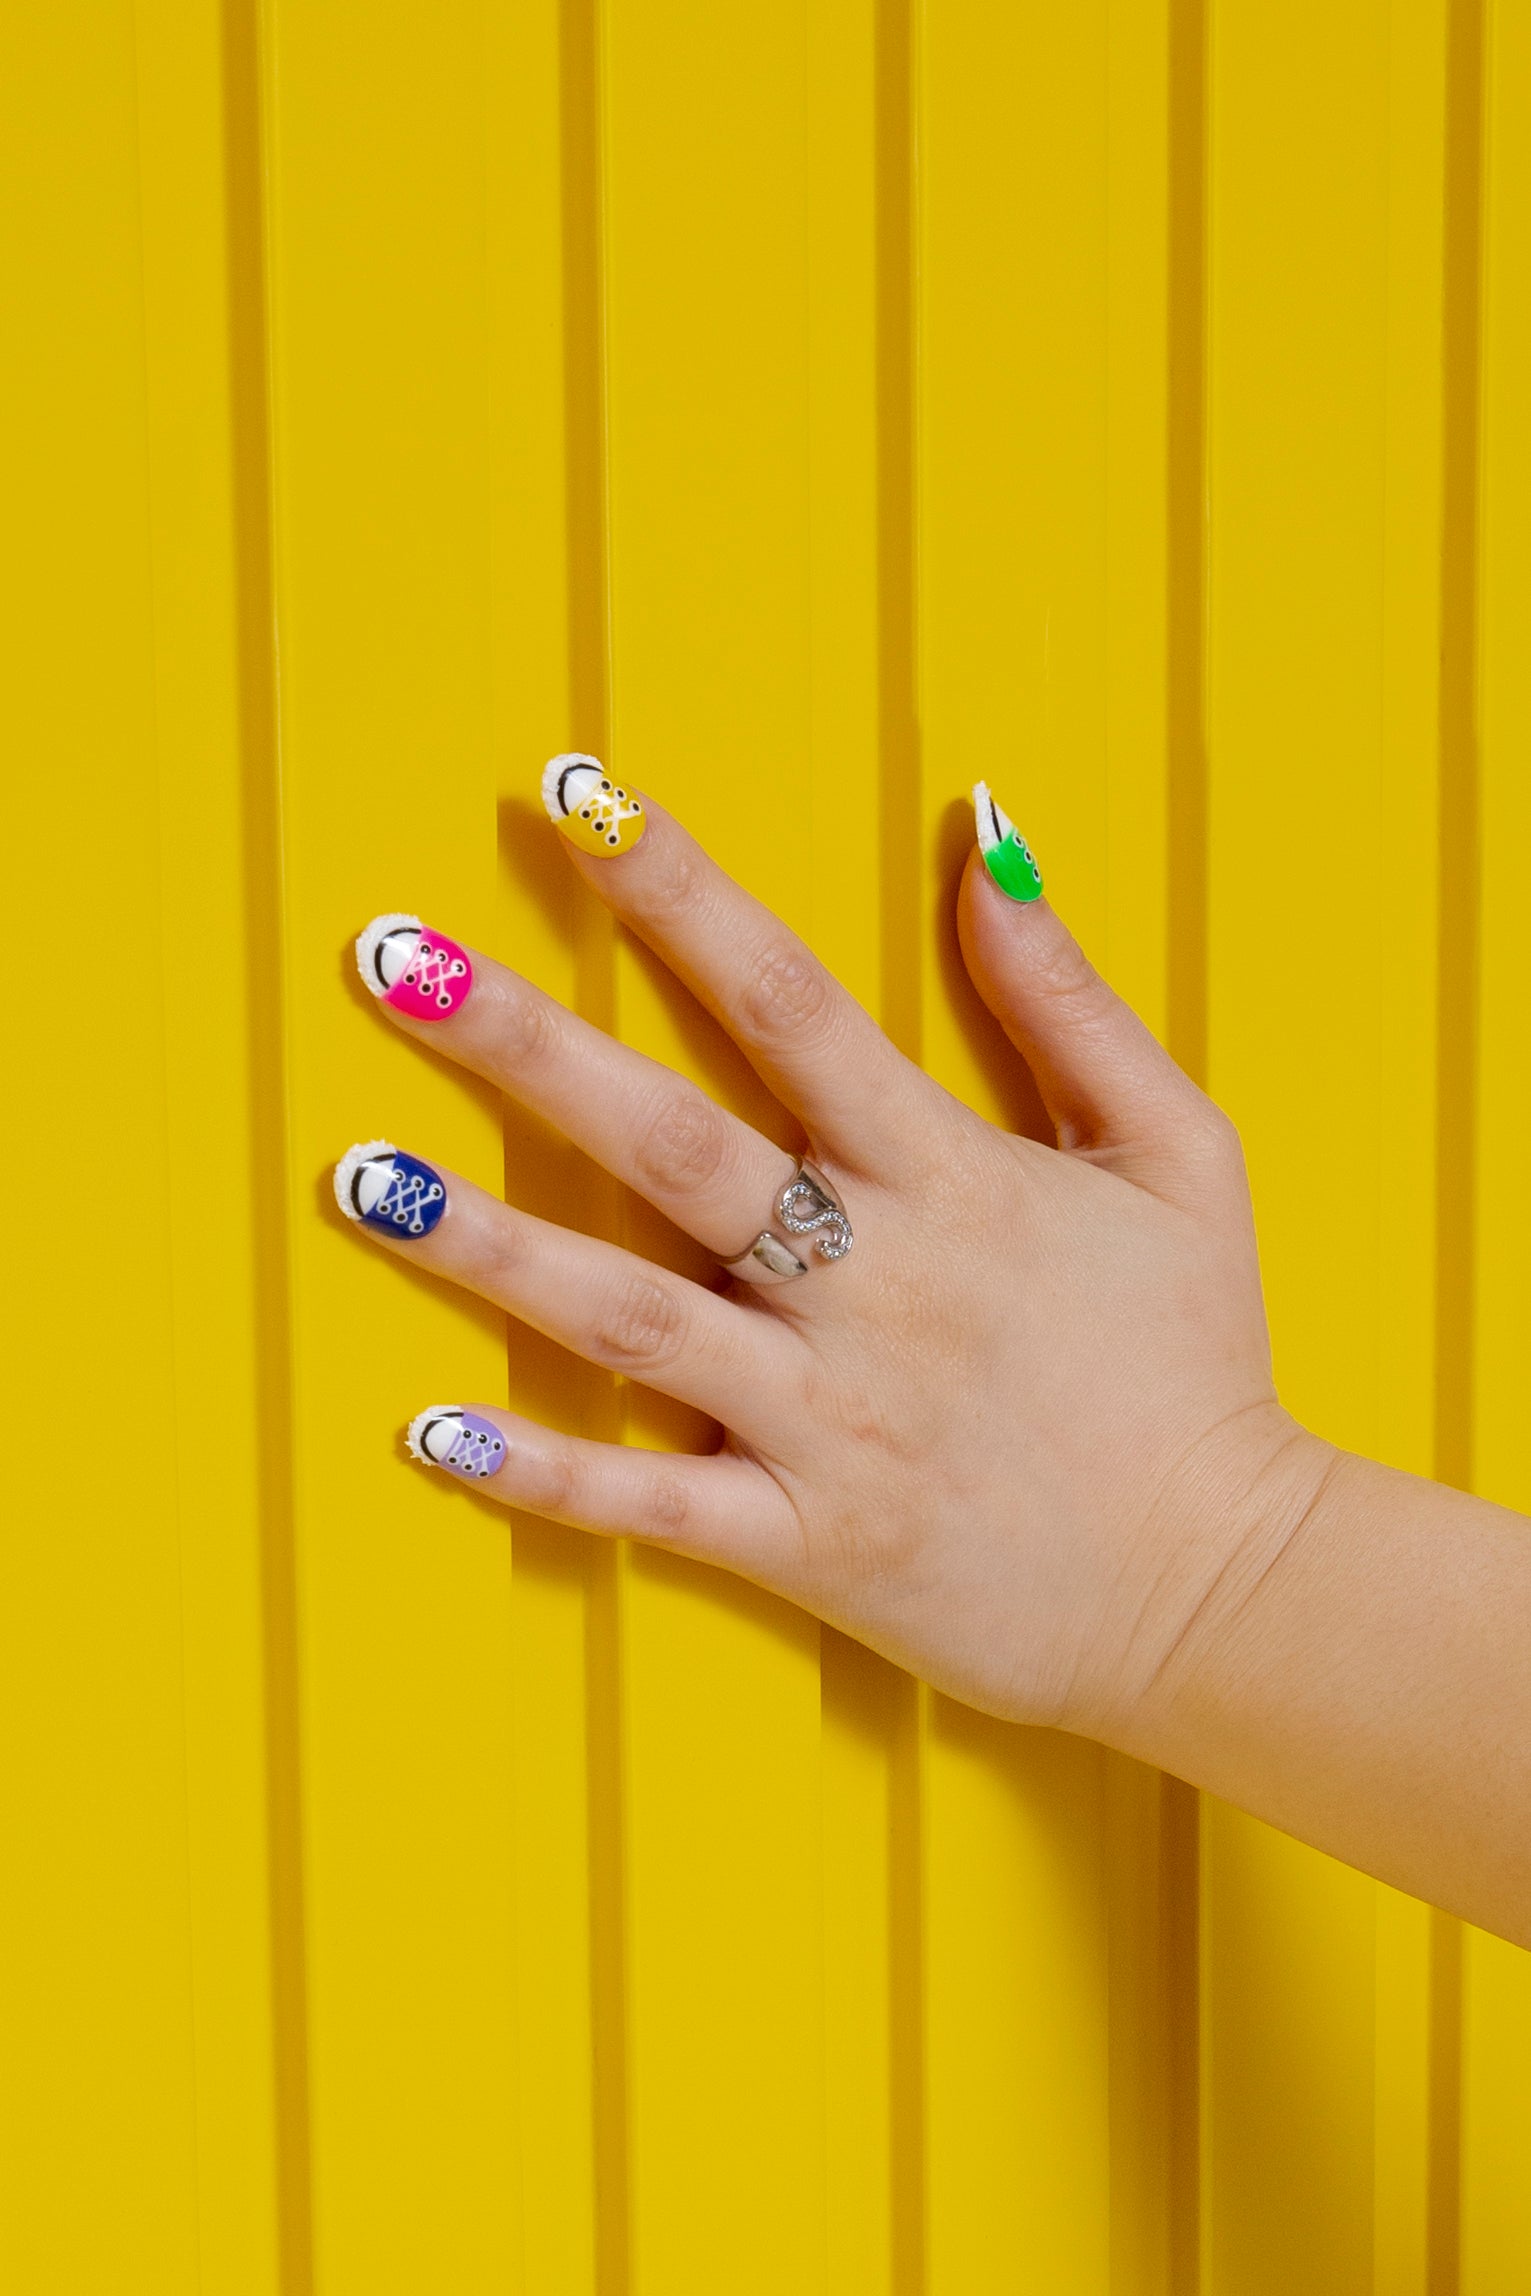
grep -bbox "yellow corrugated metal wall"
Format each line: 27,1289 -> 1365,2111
5,0 -> 1530,2287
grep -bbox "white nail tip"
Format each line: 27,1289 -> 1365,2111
407,1405 -> 466,1465
971,781 -> 1014,855
542,752 -> 606,824
356,914 -> 423,997
333,1139 -> 397,1222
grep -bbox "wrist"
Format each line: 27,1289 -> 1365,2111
1068,1406 -> 1344,1755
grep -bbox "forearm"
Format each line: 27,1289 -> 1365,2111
1110,1440 -> 1531,1945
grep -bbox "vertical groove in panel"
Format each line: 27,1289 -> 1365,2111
1164,7 -> 1205,2283
561,0 -> 619,1058
821,1635 -> 904,2296
876,0 -> 921,1066
559,1 -> 628,2285
586,1544 -> 629,2296
1429,1913 -> 1465,2293
1434,0 -> 1485,1498
222,2 -> 313,2284
1165,0 -> 1207,1095
1432,0 -> 1486,2277
561,0 -> 612,773
587,1522 -> 629,2296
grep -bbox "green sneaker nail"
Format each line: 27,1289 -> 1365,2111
972,782 -> 1043,902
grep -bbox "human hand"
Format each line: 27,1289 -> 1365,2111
336,764 -> 1333,1744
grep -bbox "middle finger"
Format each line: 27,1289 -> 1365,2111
357,915 -> 795,1261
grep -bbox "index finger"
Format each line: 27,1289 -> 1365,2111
540,754 -> 932,1175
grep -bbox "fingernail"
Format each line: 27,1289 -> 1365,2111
541,753 -> 646,855
334,1140 -> 448,1239
355,913 -> 473,1020
972,782 -> 1044,902
407,1405 -> 507,1480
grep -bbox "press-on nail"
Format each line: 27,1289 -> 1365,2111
972,782 -> 1044,902
541,753 -> 646,855
334,1140 -> 447,1239
355,914 -> 473,1020
407,1406 -> 507,1480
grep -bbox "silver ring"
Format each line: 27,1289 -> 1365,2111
722,1160 -> 853,1284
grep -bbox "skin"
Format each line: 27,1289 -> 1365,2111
347,793 -> 1531,1950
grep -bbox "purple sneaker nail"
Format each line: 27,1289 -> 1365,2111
407,1406 -> 506,1481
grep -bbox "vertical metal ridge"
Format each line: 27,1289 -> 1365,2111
889,1677 -> 926,2296
1165,4 -> 1207,2287
1429,0 -> 1487,2281
1428,1908 -> 1464,2295
560,1 -> 628,2287
876,0 -> 921,1068
1160,1775 -> 1201,2296
561,0 -> 617,1052
875,1 -> 926,2283
220,0 -> 313,2286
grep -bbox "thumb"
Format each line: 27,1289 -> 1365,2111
957,784 -> 1215,1185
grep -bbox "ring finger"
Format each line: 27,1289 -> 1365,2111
332,1139 -> 801,1425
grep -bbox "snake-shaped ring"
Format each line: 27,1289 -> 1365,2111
722,1161 -> 854,1285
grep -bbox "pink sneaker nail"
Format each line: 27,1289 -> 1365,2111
356,913 -> 473,1021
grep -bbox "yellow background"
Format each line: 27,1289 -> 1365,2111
5,0 -> 1529,2287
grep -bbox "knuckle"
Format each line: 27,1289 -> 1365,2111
476,1221 -> 533,1300
1028,933 -> 1106,1013
631,841 -> 702,923
639,1470 -> 693,1543
496,981 -> 561,1071
1188,1093 -> 1243,1164
632,1087 -> 732,1195
739,939 -> 833,1044
589,1274 -> 688,1372
526,1443 -> 579,1518
1170,1092 -> 1249,1196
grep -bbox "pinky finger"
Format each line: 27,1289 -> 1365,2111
405,1403 -> 796,1575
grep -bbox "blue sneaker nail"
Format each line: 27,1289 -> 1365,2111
334,1140 -> 447,1240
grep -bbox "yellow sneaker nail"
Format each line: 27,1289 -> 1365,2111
541,753 -> 646,856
